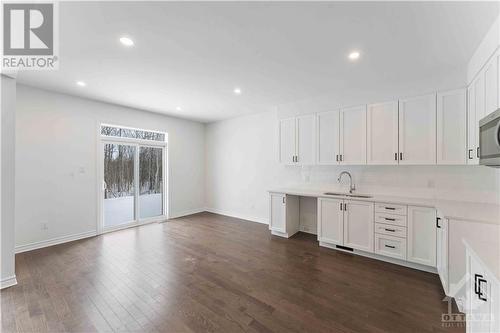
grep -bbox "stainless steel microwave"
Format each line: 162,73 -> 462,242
479,108 -> 500,167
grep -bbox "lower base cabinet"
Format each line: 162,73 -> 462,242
466,245 -> 500,333
436,215 -> 449,295
407,206 -> 437,267
343,201 -> 374,252
269,193 -> 299,237
318,199 -> 438,269
318,198 -> 374,253
317,197 -> 343,245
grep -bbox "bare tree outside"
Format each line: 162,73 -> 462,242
104,144 -> 135,199
102,125 -> 166,226
139,147 -> 163,218
101,125 -> 165,142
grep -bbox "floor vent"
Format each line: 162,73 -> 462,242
336,245 -> 354,252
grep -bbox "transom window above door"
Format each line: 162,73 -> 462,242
101,124 -> 166,142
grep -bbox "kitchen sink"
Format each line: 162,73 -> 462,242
323,192 -> 346,196
345,194 -> 372,198
323,192 -> 372,198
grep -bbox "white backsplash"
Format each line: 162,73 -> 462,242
281,165 -> 500,204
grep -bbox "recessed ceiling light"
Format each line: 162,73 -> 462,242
119,36 -> 134,47
233,87 -> 242,95
76,81 -> 86,87
176,106 -> 182,111
348,51 -> 360,61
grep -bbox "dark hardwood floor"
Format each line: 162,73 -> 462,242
1,212 -> 464,333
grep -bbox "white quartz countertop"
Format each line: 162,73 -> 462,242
268,188 -> 500,225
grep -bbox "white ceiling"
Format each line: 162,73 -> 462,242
17,1 -> 499,123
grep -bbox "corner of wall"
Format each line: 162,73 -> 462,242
467,14 -> 500,83
1,75 -> 17,286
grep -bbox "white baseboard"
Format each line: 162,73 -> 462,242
0,275 -> 17,289
204,208 -> 269,225
168,208 -> 205,219
15,230 -> 97,254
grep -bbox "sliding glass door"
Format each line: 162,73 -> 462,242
100,124 -> 167,232
103,143 -> 136,228
139,147 -> 163,219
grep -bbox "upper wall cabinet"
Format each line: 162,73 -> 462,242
468,72 -> 486,165
437,89 -> 467,165
398,94 -> 437,165
339,105 -> 367,165
367,101 -> 399,165
467,84 -> 478,165
316,110 -> 340,165
281,89 -> 469,166
296,115 -> 316,165
279,115 -> 316,166
467,51 -> 500,165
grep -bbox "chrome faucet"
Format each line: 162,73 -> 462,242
338,171 -> 355,194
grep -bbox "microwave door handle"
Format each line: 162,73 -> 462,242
496,121 -> 500,148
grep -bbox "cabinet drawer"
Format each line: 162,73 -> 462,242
375,203 -> 407,215
375,212 -> 407,227
375,223 -> 407,238
375,234 -> 407,260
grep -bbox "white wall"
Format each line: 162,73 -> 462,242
1,75 -> 17,288
205,109 -> 500,225
15,85 -> 205,250
205,110 -> 296,223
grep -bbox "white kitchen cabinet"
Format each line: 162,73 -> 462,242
466,245 -> 500,333
279,118 -> 296,165
269,193 -> 286,233
484,54 -> 499,117
269,193 -> 299,238
316,110 -> 340,165
367,101 -> 399,165
317,198 -> 373,253
407,205 -> 437,267
317,197 -> 343,245
468,72 -> 486,164
467,84 -> 479,164
343,200 -> 374,253
436,215 -> 449,295
339,105 -> 367,165
296,115 -> 316,165
398,94 -> 437,165
437,89 -> 467,165
279,115 -> 315,166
